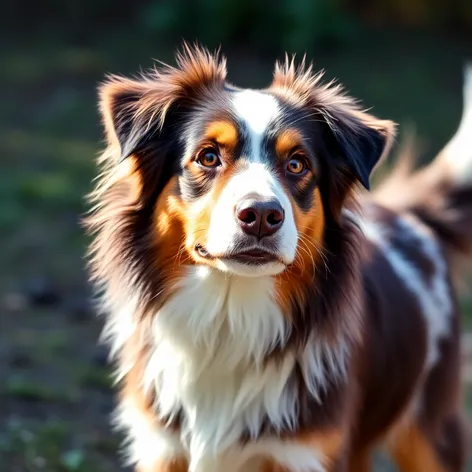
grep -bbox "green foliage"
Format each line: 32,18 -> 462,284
75,364 -> 113,391
0,420 -> 105,472
139,0 -> 359,52
3,0 -> 471,52
4,377 -> 73,402
281,0 -> 359,52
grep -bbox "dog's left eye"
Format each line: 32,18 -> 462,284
197,148 -> 222,168
286,155 -> 307,175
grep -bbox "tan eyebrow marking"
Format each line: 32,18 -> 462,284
275,128 -> 304,157
204,120 -> 238,149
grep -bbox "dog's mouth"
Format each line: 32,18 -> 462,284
229,248 -> 279,265
195,244 -> 283,265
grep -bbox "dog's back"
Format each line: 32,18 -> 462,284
350,64 -> 472,470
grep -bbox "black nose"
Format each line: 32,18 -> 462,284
236,198 -> 285,239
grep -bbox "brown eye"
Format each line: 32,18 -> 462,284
197,148 -> 221,168
286,156 -> 307,175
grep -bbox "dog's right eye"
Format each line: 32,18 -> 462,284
196,148 -> 222,168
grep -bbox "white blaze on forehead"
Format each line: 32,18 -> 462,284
232,90 -> 280,162
232,90 -> 279,135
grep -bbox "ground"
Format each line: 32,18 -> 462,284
0,32 -> 471,471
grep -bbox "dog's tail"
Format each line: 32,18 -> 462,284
374,63 -> 472,272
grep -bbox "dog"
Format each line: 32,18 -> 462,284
86,45 -> 471,471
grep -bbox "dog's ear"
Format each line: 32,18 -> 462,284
99,78 -> 158,162
99,44 -> 227,163
271,58 -> 395,191
320,110 -> 394,219
324,110 -> 395,190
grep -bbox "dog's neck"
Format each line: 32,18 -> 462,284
151,266 -> 288,369
111,266 -> 347,458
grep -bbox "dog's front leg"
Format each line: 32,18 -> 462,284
257,428 -> 348,472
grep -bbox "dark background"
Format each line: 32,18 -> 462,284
1,1 -> 471,470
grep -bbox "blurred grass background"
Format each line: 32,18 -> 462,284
0,1 -> 471,471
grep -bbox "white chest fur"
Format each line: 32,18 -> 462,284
145,267 -> 296,459
109,266 -> 347,471
118,396 -> 327,472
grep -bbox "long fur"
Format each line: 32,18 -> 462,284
85,46 -> 471,472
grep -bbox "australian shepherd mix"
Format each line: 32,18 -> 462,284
86,45 -> 471,472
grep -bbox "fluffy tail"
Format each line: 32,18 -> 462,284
374,63 -> 472,266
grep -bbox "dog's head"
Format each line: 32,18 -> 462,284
95,45 -> 394,281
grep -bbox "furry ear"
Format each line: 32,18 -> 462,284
271,57 -> 395,190
99,44 -> 227,163
327,112 -> 395,190
99,78 -> 156,161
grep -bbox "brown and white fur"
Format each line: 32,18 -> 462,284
85,46 -> 471,472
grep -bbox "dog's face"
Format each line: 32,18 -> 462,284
98,47 -> 393,279
166,88 -> 325,277
177,90 -> 299,276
